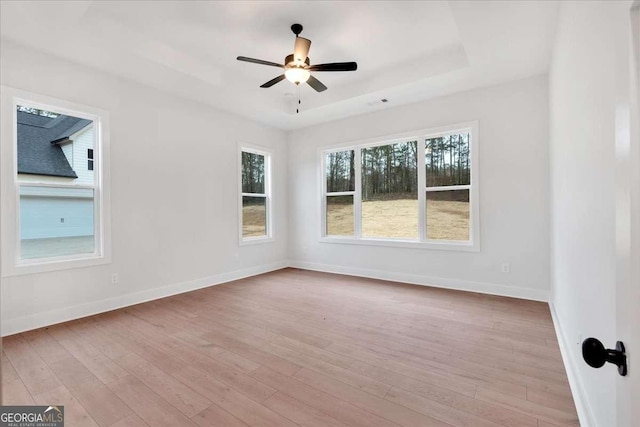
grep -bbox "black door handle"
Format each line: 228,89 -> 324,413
582,338 -> 627,376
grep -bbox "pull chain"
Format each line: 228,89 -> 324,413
296,83 -> 301,114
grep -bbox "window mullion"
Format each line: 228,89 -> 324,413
93,185 -> 101,256
18,182 -> 96,190
425,184 -> 471,192
326,191 -> 355,197
417,138 -> 426,241
354,148 -> 362,238
266,153 -> 271,239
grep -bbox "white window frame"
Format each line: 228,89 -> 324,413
1,86 -> 112,276
320,121 -> 479,252
238,143 -> 273,245
323,148 -> 358,237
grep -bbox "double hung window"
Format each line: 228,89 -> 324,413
1,88 -> 111,275
240,146 -> 272,242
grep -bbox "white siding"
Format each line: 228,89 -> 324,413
70,124 -> 94,185
17,174 -> 75,185
61,141 -> 73,166
20,186 -> 93,198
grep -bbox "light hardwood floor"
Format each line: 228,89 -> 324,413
2,268 -> 579,426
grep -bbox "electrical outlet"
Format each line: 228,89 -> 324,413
501,263 -> 510,273
111,273 -> 119,284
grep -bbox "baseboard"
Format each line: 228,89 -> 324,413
549,302 -> 596,427
289,260 -> 549,302
2,258 -> 549,336
1,260 -> 289,337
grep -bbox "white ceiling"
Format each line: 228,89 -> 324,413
0,1 -> 559,130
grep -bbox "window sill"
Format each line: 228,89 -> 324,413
239,236 -> 275,246
2,252 -> 111,277
319,236 -> 479,252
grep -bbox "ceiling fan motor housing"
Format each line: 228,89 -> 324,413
285,54 -> 310,68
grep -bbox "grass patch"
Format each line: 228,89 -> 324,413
327,199 -> 469,240
243,205 -> 266,237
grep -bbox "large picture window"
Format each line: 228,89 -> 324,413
362,141 -> 418,239
321,122 -> 478,250
1,88 -> 111,275
240,145 -> 272,242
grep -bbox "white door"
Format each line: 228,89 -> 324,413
616,3 -> 640,425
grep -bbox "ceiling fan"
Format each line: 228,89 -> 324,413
237,23 -> 357,93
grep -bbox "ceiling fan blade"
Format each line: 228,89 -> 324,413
237,56 -> 284,68
260,74 -> 286,88
309,62 -> 358,72
293,37 -> 311,64
306,75 -> 327,92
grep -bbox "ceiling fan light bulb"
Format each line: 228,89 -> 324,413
285,67 -> 310,84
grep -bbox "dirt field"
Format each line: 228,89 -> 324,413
244,199 -> 469,240
243,205 -> 266,237
326,201 -> 355,235
327,199 -> 469,240
425,199 -> 470,240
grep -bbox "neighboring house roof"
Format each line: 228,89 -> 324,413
17,111 -> 92,178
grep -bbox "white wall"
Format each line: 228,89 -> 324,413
0,41 -> 288,335
60,141 -> 73,170
549,2 -> 632,426
288,75 -> 551,300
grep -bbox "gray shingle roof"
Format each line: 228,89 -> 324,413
17,111 -> 92,178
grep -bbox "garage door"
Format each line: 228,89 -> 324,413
20,187 -> 94,240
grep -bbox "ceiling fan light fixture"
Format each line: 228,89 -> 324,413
237,23 -> 357,92
284,67 -> 311,84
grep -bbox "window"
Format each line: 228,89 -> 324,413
361,141 -> 418,239
88,148 -> 94,171
1,87 -> 111,275
425,133 -> 471,241
239,145 -> 272,243
321,122 -> 478,250
325,150 -> 355,236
